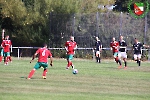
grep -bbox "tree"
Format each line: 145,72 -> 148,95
0,0 -> 117,46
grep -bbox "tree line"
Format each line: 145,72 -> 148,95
0,0 -> 149,48
0,0 -> 132,46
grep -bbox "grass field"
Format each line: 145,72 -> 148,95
0,57 -> 150,100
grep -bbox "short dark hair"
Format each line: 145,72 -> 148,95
43,43 -> 47,47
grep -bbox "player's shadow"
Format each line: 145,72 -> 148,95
20,76 -> 43,79
20,76 -> 35,79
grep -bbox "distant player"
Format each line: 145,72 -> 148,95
118,36 -> 127,69
65,36 -> 77,69
132,38 -> 149,67
110,37 -> 122,68
28,43 -> 53,79
1,35 -> 12,65
0,29 -> 5,62
94,37 -> 102,63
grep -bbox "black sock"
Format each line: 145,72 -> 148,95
115,59 -> 118,64
118,60 -> 122,66
98,58 -> 101,63
136,60 -> 139,64
138,60 -> 141,66
124,61 -> 127,67
96,57 -> 98,62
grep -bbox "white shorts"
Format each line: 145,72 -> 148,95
118,52 -> 127,59
96,51 -> 100,56
134,54 -> 141,59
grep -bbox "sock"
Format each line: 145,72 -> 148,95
138,60 -> 141,66
124,61 -> 127,67
28,69 -> 35,78
0,56 -> 2,62
118,60 -> 122,66
8,56 -> 12,61
67,61 -> 72,67
43,69 -> 47,76
136,60 -> 139,63
98,58 -> 101,63
96,57 -> 98,62
115,57 -> 119,64
70,61 -> 72,66
4,57 -> 6,63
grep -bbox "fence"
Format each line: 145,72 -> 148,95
49,12 -> 150,49
4,47 -> 150,61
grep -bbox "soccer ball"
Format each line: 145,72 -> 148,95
72,69 -> 78,74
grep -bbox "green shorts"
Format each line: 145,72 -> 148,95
34,62 -> 48,70
113,52 -> 118,58
67,54 -> 73,60
3,52 -> 10,57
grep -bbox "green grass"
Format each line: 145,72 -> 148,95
0,58 -> 150,100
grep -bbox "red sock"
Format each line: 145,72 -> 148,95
67,61 -> 72,67
70,62 -> 72,66
8,56 -> 12,61
115,57 -> 119,62
43,69 -> 47,76
0,56 -> 2,62
28,69 -> 35,78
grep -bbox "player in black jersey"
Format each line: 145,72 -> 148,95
118,36 -> 127,69
94,37 -> 102,63
133,38 -> 143,67
132,38 -> 149,67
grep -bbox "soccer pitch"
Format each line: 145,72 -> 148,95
0,58 -> 150,100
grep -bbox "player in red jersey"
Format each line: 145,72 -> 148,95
65,36 -> 77,69
1,35 -> 12,65
27,43 -> 53,79
110,37 -> 122,68
0,29 -> 5,62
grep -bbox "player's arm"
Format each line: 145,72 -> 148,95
65,42 -> 68,52
74,44 -> 77,50
30,52 -> 38,63
99,44 -> 102,52
1,42 -> 4,49
10,42 -> 12,53
143,44 -> 150,48
49,56 -> 53,66
110,43 -> 113,51
2,29 -> 4,40
65,46 -> 68,52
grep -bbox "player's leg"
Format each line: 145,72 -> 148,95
66,55 -> 70,69
98,51 -> 101,63
118,52 -> 122,68
114,52 -> 122,68
27,62 -> 40,79
66,55 -> 74,69
133,54 -> 138,63
96,51 -> 101,63
137,54 -> 141,67
41,63 -> 48,79
122,52 -> 127,69
96,51 -> 98,63
3,52 -> 8,65
0,56 -> 2,62
7,52 -> 12,62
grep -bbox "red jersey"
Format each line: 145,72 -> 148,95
65,41 -> 77,55
1,40 -> 12,52
36,47 -> 52,63
110,41 -> 119,53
